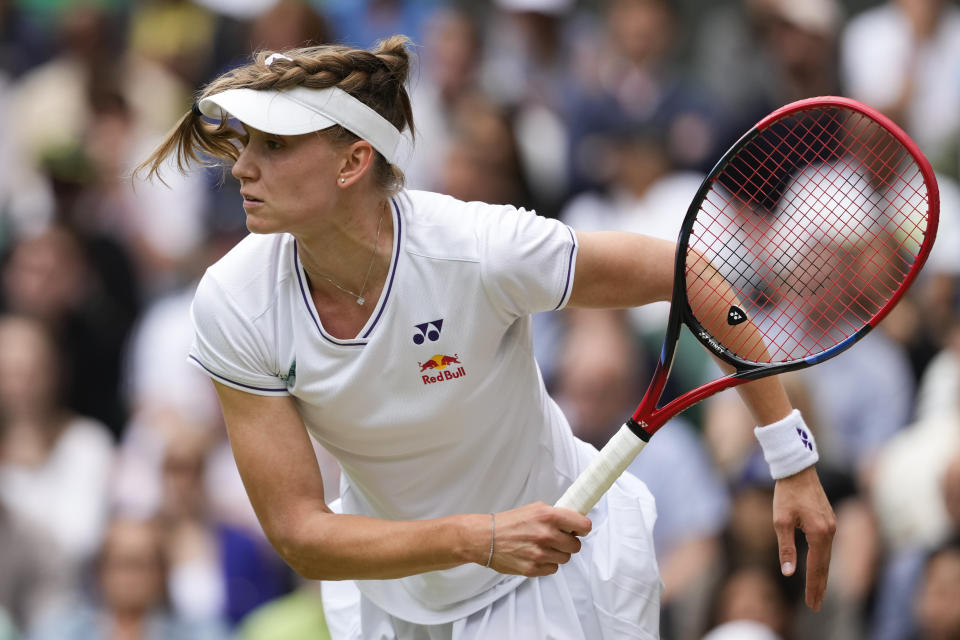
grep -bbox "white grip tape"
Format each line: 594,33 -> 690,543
555,423 -> 647,514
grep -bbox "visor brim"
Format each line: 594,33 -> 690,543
198,89 -> 336,135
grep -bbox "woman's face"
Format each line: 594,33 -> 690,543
231,127 -> 344,236
98,520 -> 166,615
0,318 -> 59,412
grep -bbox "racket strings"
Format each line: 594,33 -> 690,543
704,125 -> 916,356
686,105 -> 931,363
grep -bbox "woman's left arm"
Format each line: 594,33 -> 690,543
568,230 -> 836,610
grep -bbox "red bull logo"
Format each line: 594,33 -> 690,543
418,354 -> 467,385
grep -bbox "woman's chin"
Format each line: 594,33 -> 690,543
244,214 -> 281,235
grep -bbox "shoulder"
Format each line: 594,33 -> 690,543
399,189 -> 541,261
197,232 -> 293,321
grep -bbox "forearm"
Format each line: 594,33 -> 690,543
730,370 -> 793,425
275,509 -> 490,581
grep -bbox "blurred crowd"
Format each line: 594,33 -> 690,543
0,0 -> 958,639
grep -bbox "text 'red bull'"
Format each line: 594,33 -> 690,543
418,354 -> 467,385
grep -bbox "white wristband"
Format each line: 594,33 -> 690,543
753,409 -> 819,480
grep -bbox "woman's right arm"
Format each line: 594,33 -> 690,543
213,380 -> 592,580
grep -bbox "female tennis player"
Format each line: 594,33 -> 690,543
140,36 -> 835,638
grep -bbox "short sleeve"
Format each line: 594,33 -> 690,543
188,272 -> 289,396
478,206 -> 578,318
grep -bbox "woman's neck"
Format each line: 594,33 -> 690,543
296,199 -> 394,306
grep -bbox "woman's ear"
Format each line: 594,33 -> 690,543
337,140 -> 377,187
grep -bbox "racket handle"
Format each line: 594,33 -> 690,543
555,423 -> 648,515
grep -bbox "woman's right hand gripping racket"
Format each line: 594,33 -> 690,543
556,96 -> 939,514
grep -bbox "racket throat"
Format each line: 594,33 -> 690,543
625,417 -> 654,442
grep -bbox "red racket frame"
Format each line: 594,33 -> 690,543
628,96 -> 940,439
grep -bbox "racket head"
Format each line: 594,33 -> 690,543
675,96 -> 939,375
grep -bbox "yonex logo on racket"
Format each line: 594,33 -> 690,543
413,319 -> 443,344
727,306 -> 747,325
698,330 -> 725,354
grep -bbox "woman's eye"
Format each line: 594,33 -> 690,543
265,139 -> 283,151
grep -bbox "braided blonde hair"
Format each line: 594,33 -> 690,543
138,35 -> 415,194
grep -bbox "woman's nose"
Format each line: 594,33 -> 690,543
232,144 -> 258,181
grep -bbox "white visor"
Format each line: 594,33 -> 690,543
197,85 -> 413,168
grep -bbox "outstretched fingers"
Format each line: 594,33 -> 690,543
802,513 -> 836,610
772,467 -> 837,611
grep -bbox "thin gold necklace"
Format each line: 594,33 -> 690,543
313,203 -> 386,306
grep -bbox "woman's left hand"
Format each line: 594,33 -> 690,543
772,466 -> 837,611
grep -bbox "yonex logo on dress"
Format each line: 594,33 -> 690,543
413,319 -> 443,344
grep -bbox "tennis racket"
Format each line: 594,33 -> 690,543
556,96 -> 940,514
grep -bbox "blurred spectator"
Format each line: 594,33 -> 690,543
436,96 -> 534,208
248,0 -> 332,52
873,322 -> 960,552
405,6 -> 484,192
192,0 -> 278,22
705,563 -> 792,640
123,286 -> 221,429
319,0 -> 439,48
127,0 -> 218,87
555,309 -> 640,448
872,448 -> 960,640
481,0 -> 596,211
28,516 -> 231,640
890,174 -> 960,378
0,0 -> 52,77
703,619 -> 783,640
0,58 -> 55,251
114,407 -> 302,627
0,226 -> 133,434
566,0 -> 723,195
841,0 -> 960,174
801,328 -> 914,487
556,120 -> 711,410
0,314 -> 114,571
8,1 -> 208,297
724,473 -> 779,571
759,0 -> 843,100
78,92 -> 204,298
714,0 -> 844,139
0,501 -> 71,636
7,5 -> 122,174
559,123 -> 702,333
154,426 -> 227,622
913,538 -> 960,640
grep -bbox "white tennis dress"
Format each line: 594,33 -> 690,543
189,190 -> 662,639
